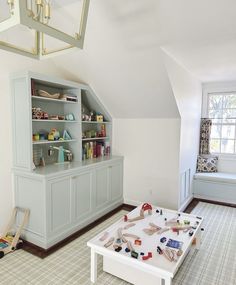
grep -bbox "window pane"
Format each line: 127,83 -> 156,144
210,139 -> 220,153
212,118 -> 222,124
223,94 -> 236,109
209,95 -> 223,110
211,125 -> 221,138
222,118 -> 236,124
209,109 -> 222,119
222,125 -> 235,139
221,139 -> 234,153
222,108 -> 236,118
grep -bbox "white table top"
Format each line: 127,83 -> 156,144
87,204 -> 203,278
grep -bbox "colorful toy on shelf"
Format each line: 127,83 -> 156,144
33,134 -> 40,141
38,90 -> 61,99
63,130 -> 72,140
48,128 -> 60,141
100,124 -> 106,137
32,107 -> 49,120
96,114 -> 103,122
65,113 -> 75,121
82,141 -> 107,160
48,146 -> 73,163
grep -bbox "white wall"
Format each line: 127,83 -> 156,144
113,118 -> 181,210
163,51 -> 202,208
0,52 -> 65,233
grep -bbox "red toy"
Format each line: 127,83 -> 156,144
140,203 -> 152,216
134,239 -> 142,246
142,252 -> 152,261
124,203 -> 152,223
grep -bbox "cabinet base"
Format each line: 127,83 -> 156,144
22,202 -> 125,258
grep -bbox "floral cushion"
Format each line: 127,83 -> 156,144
196,156 -> 218,173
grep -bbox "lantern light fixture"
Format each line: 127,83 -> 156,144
0,0 -> 90,59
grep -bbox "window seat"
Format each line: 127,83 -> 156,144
193,172 -> 236,204
194,172 -> 236,184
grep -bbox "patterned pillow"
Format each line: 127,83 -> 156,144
196,156 -> 218,173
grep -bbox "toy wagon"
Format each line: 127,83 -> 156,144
0,207 -> 30,259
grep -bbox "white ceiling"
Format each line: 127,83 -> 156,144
1,0 -> 236,117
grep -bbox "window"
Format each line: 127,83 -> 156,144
207,92 -> 236,154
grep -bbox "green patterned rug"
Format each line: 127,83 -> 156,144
1,202 -> 236,285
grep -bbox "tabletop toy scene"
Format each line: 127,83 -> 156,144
98,203 -> 204,263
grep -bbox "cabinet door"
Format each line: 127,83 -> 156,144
110,162 -> 123,202
47,177 -> 72,235
72,171 -> 93,223
95,166 -> 110,210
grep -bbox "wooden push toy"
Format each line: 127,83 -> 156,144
0,207 -> 29,259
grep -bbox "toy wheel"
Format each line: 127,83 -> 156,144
16,241 -> 23,250
0,251 -> 4,259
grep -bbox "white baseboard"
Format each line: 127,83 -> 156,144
194,194 -> 236,205
178,195 -> 193,212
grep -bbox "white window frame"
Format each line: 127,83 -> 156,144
202,81 -> 236,159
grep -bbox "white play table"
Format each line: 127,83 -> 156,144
87,204 -> 203,285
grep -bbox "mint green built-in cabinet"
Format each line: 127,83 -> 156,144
11,71 -> 123,249
72,171 -> 93,223
95,166 -> 110,210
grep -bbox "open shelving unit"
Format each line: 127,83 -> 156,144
32,119 -> 79,123
32,139 -> 77,145
81,87 -> 112,161
11,71 -> 113,170
32,96 -> 78,104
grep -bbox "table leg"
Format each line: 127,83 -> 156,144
91,249 -> 98,283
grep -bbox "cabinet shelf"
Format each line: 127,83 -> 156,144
32,119 -> 78,123
32,96 -> 78,104
82,121 -> 111,124
82,137 -> 109,142
33,139 -> 77,145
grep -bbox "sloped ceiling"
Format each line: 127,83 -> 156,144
1,0 -> 236,116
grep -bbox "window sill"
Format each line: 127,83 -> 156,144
212,153 -> 236,161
